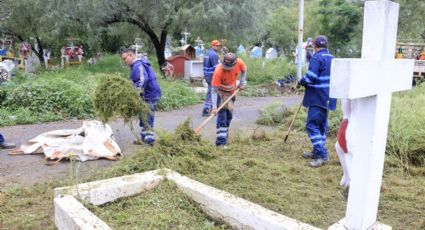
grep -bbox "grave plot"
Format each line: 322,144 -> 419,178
54,169 -> 320,230
88,181 -> 229,229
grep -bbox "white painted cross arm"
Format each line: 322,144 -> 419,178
330,58 -> 414,99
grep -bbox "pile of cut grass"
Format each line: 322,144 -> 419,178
93,74 -> 150,123
88,181 -> 229,229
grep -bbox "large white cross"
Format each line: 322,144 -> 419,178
329,1 -> 414,229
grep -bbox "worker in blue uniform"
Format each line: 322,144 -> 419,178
298,35 -> 337,167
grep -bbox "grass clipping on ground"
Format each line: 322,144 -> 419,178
88,180 -> 229,229
93,74 -> 150,124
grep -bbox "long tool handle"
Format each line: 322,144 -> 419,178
194,89 -> 240,135
284,99 -> 303,142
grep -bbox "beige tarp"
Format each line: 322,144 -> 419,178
11,120 -> 122,163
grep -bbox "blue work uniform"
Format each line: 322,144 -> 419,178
202,48 -> 219,115
299,49 -> 336,160
0,134 -> 5,144
130,58 -> 162,145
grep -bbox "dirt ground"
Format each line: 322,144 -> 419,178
0,95 -> 301,188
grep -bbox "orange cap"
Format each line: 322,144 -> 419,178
211,40 -> 221,46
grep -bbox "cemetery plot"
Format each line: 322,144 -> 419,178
88,181 -> 229,230
54,169 -> 320,230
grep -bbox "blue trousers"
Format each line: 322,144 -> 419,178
0,134 -> 4,144
139,99 -> 159,144
203,75 -> 212,114
306,106 -> 329,159
215,95 -> 235,146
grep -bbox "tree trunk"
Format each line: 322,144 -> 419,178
34,37 -> 45,65
139,27 -> 167,73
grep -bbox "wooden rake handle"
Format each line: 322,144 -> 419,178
284,99 -> 303,143
194,88 -> 240,135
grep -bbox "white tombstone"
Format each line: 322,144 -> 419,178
329,1 -> 414,229
265,48 -> 278,60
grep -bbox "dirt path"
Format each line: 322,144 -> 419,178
0,95 -> 301,188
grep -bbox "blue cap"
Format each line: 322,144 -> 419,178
314,35 -> 328,48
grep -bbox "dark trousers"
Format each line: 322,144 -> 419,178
203,75 -> 212,114
215,95 -> 235,146
139,99 -> 159,144
306,106 -> 329,159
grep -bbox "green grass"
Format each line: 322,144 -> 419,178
88,181 -> 229,229
239,54 -> 296,86
387,84 -> 425,168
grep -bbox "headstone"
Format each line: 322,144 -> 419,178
164,37 -> 172,59
237,44 -> 246,54
329,1 -> 414,229
265,48 -> 278,60
250,46 -> 262,58
180,28 -> 191,46
43,48 -> 51,69
194,36 -> 204,58
132,42 -> 143,59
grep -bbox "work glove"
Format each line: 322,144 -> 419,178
211,108 -> 218,115
238,84 -> 247,91
296,80 -> 302,89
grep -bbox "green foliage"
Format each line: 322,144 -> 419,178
318,0 -> 362,53
394,0 -> 425,39
0,107 -> 61,126
258,100 -> 341,137
387,85 -> 425,167
239,55 -> 296,86
1,70 -> 98,119
265,4 -> 298,54
83,55 -> 128,74
256,102 -> 291,126
93,74 -> 150,123
157,79 -> 202,111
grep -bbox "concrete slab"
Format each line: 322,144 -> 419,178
54,195 -> 111,230
55,170 -> 164,205
328,218 -> 392,230
167,171 -> 320,230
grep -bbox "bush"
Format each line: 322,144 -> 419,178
239,54 -> 296,86
387,85 -> 425,167
256,102 -> 291,126
157,78 -> 202,111
2,75 -> 96,118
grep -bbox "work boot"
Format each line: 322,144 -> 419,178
0,142 -> 16,149
202,108 -> 211,117
303,151 -> 316,159
342,186 -> 350,201
309,158 -> 328,168
216,145 -> 228,150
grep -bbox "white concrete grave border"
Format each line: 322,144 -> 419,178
54,169 -> 321,230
